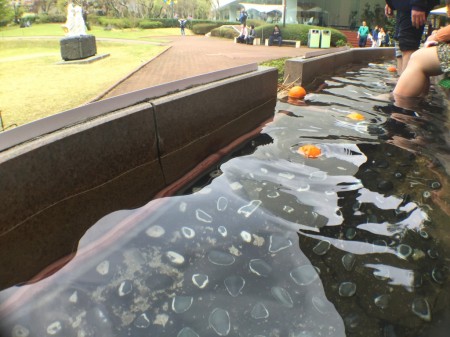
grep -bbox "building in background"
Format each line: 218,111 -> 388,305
214,0 -> 388,28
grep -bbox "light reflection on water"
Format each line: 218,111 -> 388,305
0,63 -> 449,337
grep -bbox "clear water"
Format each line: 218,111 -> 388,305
1,63 -> 449,337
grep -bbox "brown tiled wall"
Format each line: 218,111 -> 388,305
0,67 -> 278,289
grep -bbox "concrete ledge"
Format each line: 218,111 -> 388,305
265,39 -> 301,48
56,53 -> 110,65
285,47 -> 396,85
234,37 -> 261,45
0,65 -> 277,289
0,63 -> 259,153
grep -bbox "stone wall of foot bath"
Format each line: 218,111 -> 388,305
0,65 -> 278,288
285,47 -> 396,86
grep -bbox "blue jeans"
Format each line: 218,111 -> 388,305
358,36 -> 367,48
269,36 -> 282,46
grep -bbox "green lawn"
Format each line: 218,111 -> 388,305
0,25 -> 186,127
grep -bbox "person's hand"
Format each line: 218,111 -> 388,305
424,33 -> 438,47
411,10 -> 426,29
385,5 -> 393,17
424,30 -> 438,47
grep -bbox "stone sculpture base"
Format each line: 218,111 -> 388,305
60,35 -> 97,61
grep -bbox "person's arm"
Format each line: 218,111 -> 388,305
410,0 -> 440,27
410,0 -> 439,12
424,25 -> 450,46
433,25 -> 450,43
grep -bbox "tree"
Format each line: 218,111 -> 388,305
174,0 -> 210,19
35,0 -> 57,14
0,0 -> 14,24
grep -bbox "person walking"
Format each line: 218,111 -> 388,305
357,21 -> 370,47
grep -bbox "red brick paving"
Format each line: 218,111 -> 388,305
100,35 -> 313,99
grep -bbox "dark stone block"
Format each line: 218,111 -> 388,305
60,35 -> 97,61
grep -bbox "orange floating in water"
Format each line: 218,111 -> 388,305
387,66 -> 397,72
288,86 -> 307,99
346,112 -> 365,120
298,144 -> 321,158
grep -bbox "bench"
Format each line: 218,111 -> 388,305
233,37 -> 261,46
264,39 -> 301,48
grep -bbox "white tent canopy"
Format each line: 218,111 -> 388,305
217,0 -> 238,8
239,3 -> 283,14
306,6 -> 322,12
430,6 -> 448,16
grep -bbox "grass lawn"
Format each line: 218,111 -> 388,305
0,24 -> 188,127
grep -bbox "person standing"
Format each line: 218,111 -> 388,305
357,21 -> 370,47
178,18 -> 187,36
238,9 -> 248,25
378,27 -> 386,46
372,25 -> 380,47
385,0 -> 440,73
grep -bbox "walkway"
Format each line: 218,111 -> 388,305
98,35 -> 312,100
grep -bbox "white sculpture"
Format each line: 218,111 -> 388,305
62,3 -> 87,36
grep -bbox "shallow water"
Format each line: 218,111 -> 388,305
1,63 -> 449,337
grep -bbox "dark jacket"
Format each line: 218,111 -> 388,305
386,0 -> 439,12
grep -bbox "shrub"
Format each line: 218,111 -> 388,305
260,58 -> 289,83
35,13 -> 65,23
192,23 -> 221,35
210,26 -> 238,39
151,18 -> 180,28
86,14 -> 101,26
97,17 -> 133,29
335,39 -> 347,47
138,20 -> 163,29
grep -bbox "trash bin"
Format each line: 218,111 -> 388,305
308,29 -> 321,48
320,30 -> 331,48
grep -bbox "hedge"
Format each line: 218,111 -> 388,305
35,14 -> 66,24
255,24 -> 347,47
209,23 -> 346,47
138,20 -> 164,29
192,23 -> 223,35
210,26 -> 238,39
97,17 -> 134,29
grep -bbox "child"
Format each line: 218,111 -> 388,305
178,18 -> 187,36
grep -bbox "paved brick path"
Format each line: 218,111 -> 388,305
100,35 -> 312,99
